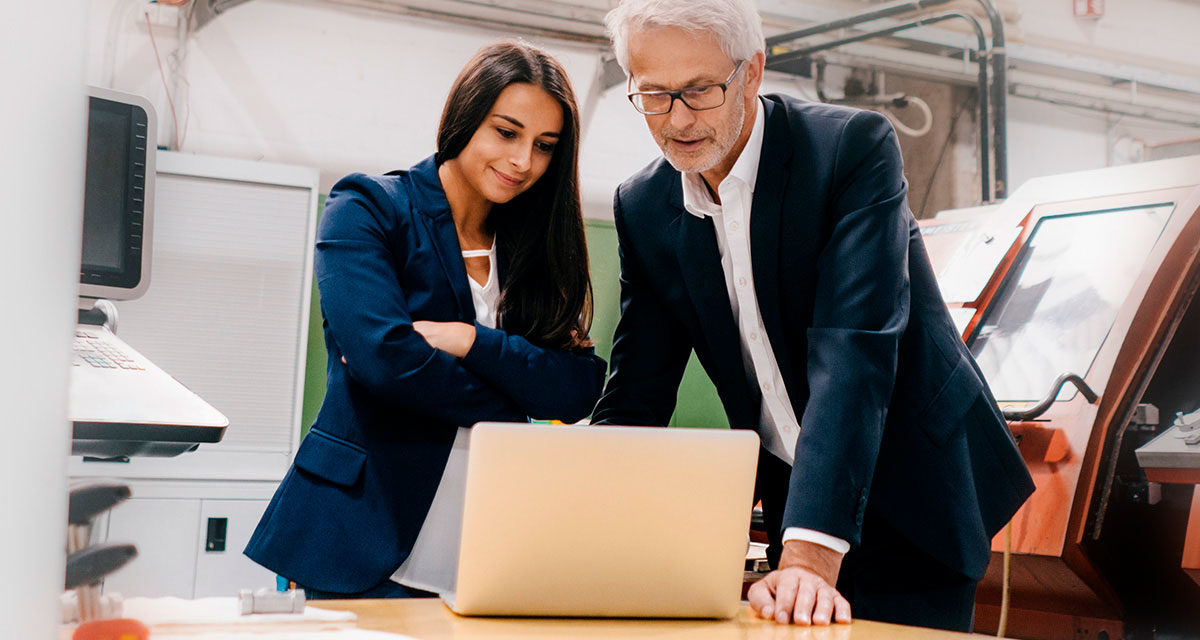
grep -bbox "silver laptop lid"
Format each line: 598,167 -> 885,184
451,423 -> 759,619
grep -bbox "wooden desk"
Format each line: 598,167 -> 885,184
315,599 -> 990,639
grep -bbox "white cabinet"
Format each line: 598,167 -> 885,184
99,484 -> 280,599
103,498 -> 202,598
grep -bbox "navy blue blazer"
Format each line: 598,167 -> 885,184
246,156 -> 607,593
592,94 -> 1034,580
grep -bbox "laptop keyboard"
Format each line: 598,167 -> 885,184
74,330 -> 145,371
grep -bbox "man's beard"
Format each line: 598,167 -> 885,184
656,92 -> 745,174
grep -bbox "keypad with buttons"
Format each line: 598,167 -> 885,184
74,330 -> 145,370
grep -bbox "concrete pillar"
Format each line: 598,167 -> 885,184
0,1 -> 88,637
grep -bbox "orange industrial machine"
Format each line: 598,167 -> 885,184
921,156 -> 1200,640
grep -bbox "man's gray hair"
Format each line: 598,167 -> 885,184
605,0 -> 765,73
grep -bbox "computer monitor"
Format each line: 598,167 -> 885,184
78,86 -> 155,302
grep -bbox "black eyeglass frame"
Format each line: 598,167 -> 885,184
625,60 -> 747,115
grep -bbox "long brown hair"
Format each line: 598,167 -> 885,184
436,41 -> 593,351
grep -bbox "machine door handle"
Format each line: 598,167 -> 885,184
1002,372 -> 1099,422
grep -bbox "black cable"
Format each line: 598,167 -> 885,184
918,89 -> 976,219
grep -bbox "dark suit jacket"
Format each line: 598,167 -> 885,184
592,94 -> 1034,580
246,156 -> 606,593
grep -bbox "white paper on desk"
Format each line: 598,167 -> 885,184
153,630 -> 415,640
746,541 -> 767,561
935,225 -> 1022,304
121,596 -> 356,627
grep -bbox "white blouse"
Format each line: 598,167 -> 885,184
463,242 -> 499,330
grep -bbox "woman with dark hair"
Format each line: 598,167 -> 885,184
245,41 -> 606,599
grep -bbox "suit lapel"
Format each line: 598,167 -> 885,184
677,213 -> 739,357
749,99 -> 796,388
424,215 -> 476,323
672,183 -> 759,427
408,156 -> 477,323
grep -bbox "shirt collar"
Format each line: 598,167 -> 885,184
681,96 -> 765,219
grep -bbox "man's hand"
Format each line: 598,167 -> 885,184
412,320 -> 476,358
747,539 -> 852,625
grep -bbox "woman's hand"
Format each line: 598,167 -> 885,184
413,320 -> 477,358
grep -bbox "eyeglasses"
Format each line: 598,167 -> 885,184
626,61 -> 746,115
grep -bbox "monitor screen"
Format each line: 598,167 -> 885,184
79,87 -> 154,301
969,203 -> 1175,402
83,104 -> 130,273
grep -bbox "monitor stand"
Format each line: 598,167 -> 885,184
78,298 -> 119,332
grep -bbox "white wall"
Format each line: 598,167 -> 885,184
579,79 -> 661,218
1005,95 -> 1112,193
1004,94 -> 1200,194
1006,0 -> 1200,78
90,0 -> 608,193
87,0 -> 1200,215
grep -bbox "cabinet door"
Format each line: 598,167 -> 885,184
102,498 -> 201,598
192,499 -> 276,597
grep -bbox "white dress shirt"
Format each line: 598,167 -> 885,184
680,97 -> 850,555
391,242 -> 499,592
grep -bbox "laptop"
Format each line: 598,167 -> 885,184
445,423 -> 759,619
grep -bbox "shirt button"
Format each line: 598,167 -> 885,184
749,332 -> 758,341
762,382 -> 772,392
738,277 -> 748,287
729,221 -> 740,232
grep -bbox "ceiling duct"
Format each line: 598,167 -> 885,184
325,0 -> 610,44
185,0 -> 611,41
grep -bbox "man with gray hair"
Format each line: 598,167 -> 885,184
591,0 -> 1034,631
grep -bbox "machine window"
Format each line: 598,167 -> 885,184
970,203 -> 1175,402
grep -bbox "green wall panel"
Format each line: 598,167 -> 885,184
299,195 -> 328,440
